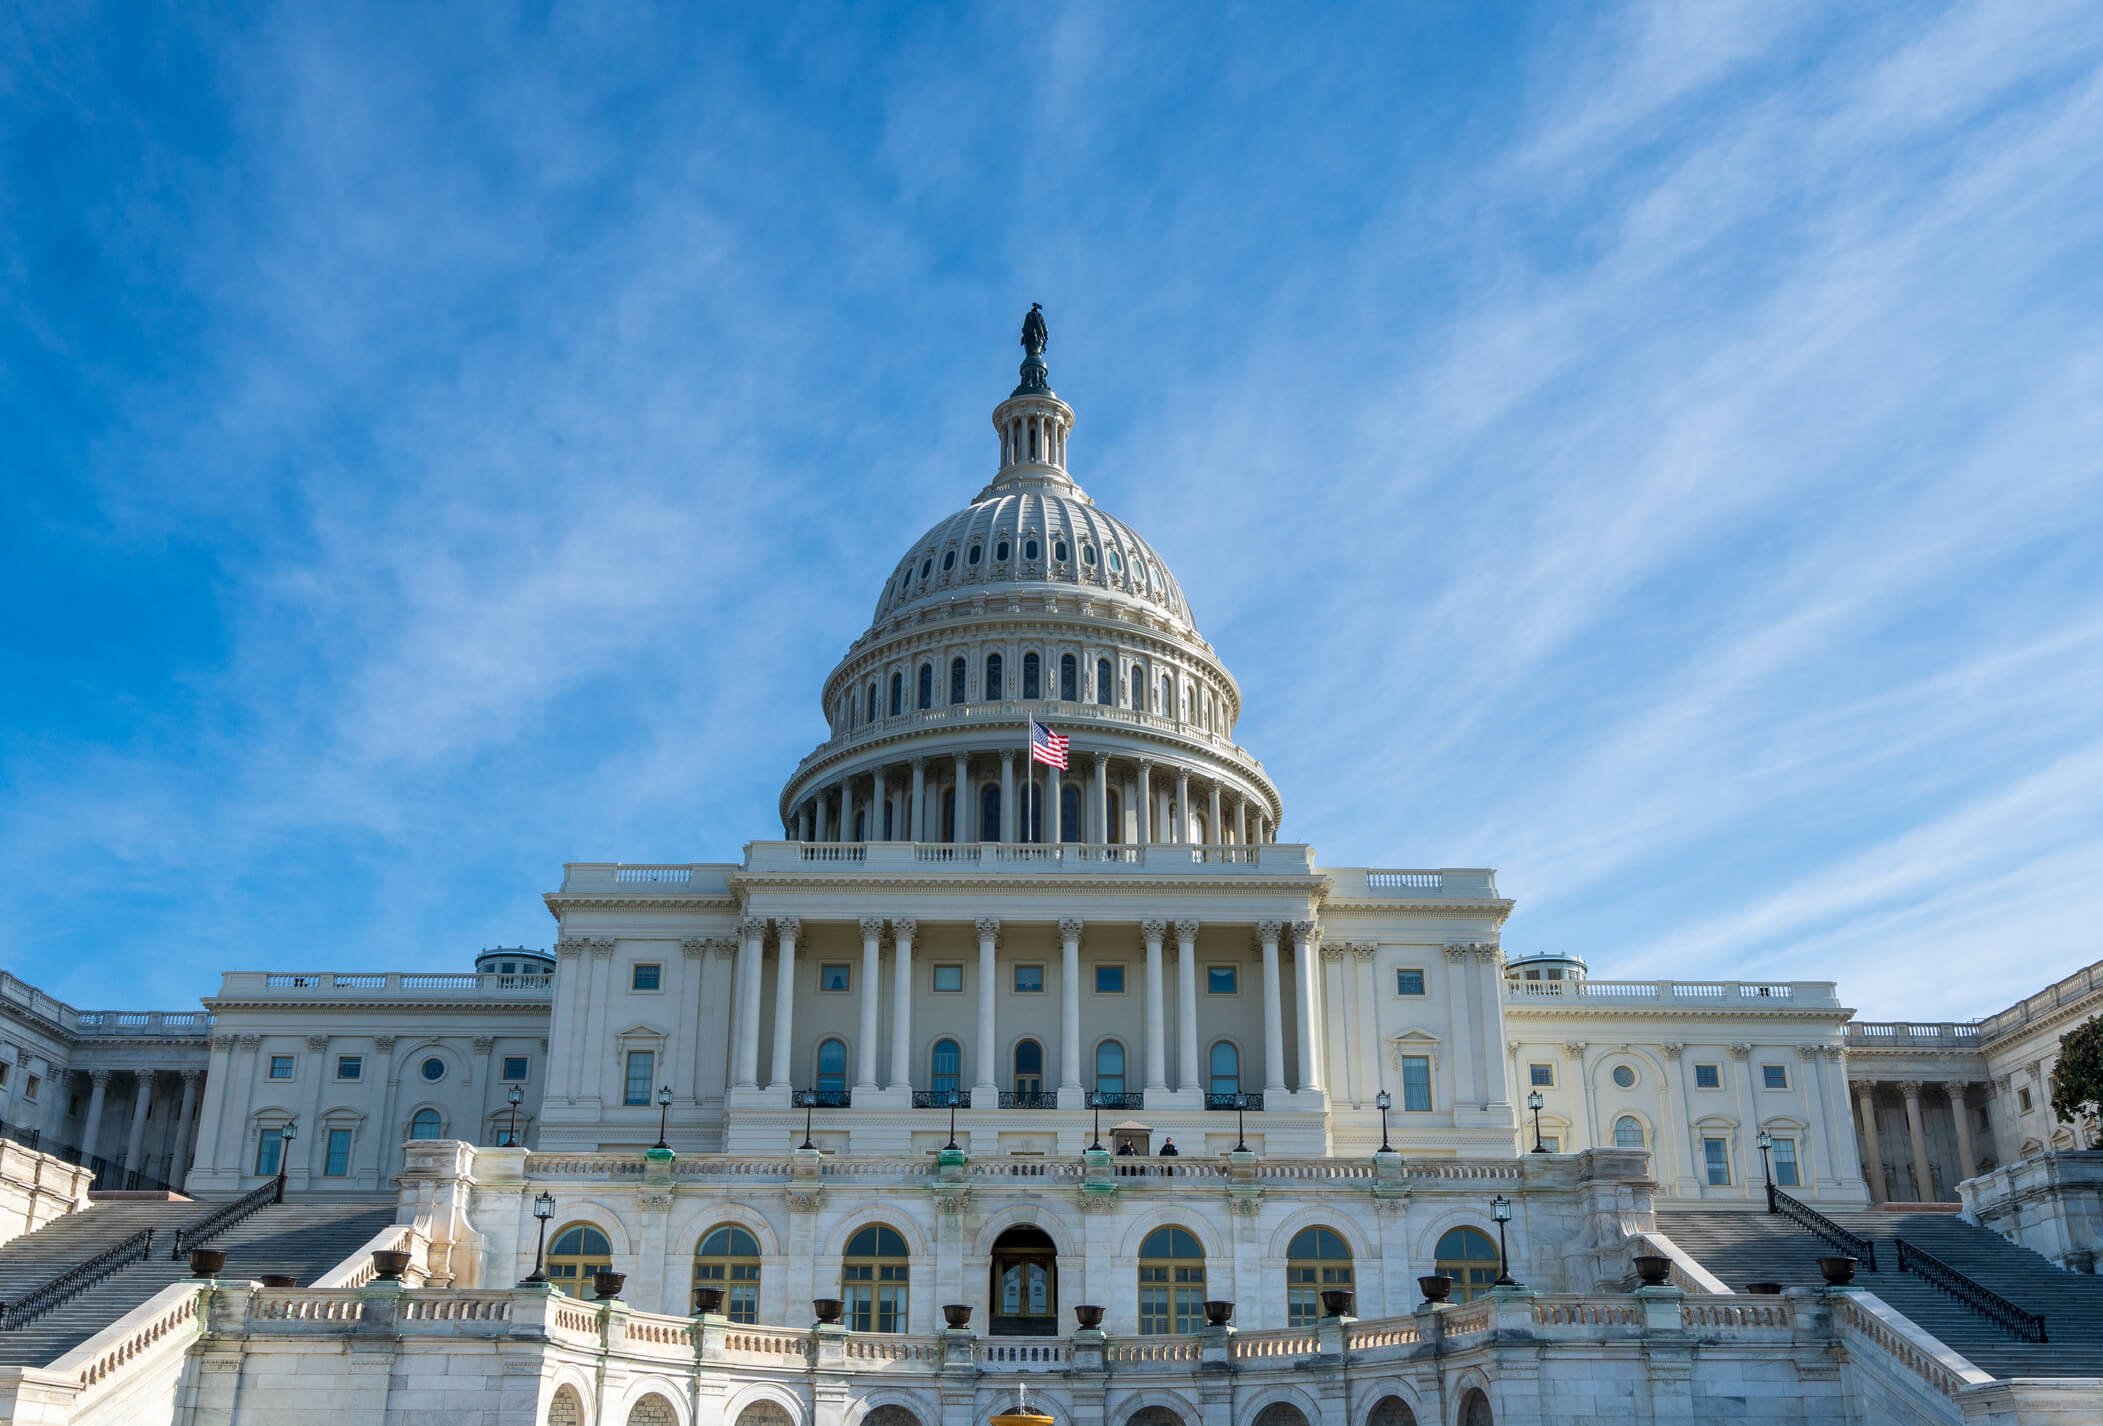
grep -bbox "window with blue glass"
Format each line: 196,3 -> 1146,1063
254,1126 -> 285,1176
950,657 -> 967,705
1094,1040 -> 1126,1096
820,964 -> 851,992
624,1050 -> 655,1107
1703,1137 -> 1731,1185
1095,964 -> 1125,994
1208,1042 -> 1240,1097
1400,1055 -> 1433,1112
1396,968 -> 1426,996
323,1127 -> 352,1177
1206,966 -> 1238,994
632,963 -> 662,991
816,1039 -> 847,1094
929,1039 -> 961,1096
1013,965 -> 1044,993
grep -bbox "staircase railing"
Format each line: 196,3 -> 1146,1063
168,1174 -> 283,1259
1895,1238 -> 2047,1343
0,1228 -> 156,1329
1766,1185 -> 1879,1271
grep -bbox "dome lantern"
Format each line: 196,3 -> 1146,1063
988,304 -> 1077,495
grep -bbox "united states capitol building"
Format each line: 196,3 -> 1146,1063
0,314 -> 2098,1425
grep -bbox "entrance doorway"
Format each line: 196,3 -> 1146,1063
989,1226 -> 1058,1336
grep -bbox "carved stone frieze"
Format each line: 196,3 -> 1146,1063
784,1187 -> 825,1213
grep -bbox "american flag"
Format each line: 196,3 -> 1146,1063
1030,720 -> 1069,770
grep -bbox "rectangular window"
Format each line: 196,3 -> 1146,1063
255,1127 -> 285,1177
932,964 -> 963,993
502,1056 -> 530,1082
1013,964 -> 1044,993
819,963 -> 851,992
1761,1064 -> 1789,1090
23,1073 -> 39,1103
335,1055 -> 363,1081
0,1062 -> 10,1088
624,1050 -> 655,1106
1703,1137 -> 1731,1186
631,963 -> 662,991
267,1055 -> 295,1080
1094,964 -> 1126,994
1528,1063 -> 1555,1088
1206,966 -> 1238,994
1400,1056 -> 1433,1112
1772,1137 -> 1799,1187
1541,1136 -> 1561,1153
1396,968 -> 1426,996
844,1266 -> 909,1334
1694,1063 -> 1722,1089
323,1128 -> 352,1177
2018,1087 -> 2033,1113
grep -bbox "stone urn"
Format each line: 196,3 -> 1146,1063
1633,1255 -> 1674,1287
1320,1288 -> 1355,1318
186,1247 -> 227,1279
371,1249 -> 412,1282
1818,1256 -> 1859,1286
1073,1304 -> 1105,1329
1202,1299 -> 1235,1327
693,1287 -> 724,1316
812,1297 -> 845,1325
1418,1274 -> 1453,1304
943,1303 -> 973,1330
1745,1281 -> 1783,1295
259,1274 -> 299,1288
590,1269 -> 625,1301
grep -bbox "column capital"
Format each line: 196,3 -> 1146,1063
1349,943 -> 1378,962
1256,919 -> 1284,942
680,937 -> 710,959
859,916 -> 886,939
1728,1043 -> 1752,1060
738,916 -> 769,940
1001,749 -> 1016,768
235,1036 -> 263,1051
1898,1079 -> 1925,1095
774,917 -> 802,941
89,1067 -> 116,1086
373,1035 -> 397,1053
1942,1081 -> 1970,1101
1140,917 -> 1169,942
1321,945 -> 1346,963
586,937 -> 617,959
1173,918 -> 1200,943
1291,920 -> 1319,947
305,1036 -> 328,1053
1057,917 -> 1085,940
180,1067 -> 207,1085
1137,757 -> 1156,772
974,917 -> 1001,941
890,917 -> 918,941
133,1066 -> 162,1084
555,937 -> 590,960
1660,1042 -> 1684,1060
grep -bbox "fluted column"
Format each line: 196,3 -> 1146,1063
1208,783 -> 1223,847
1046,763 -> 1062,843
1235,798 -> 1248,846
1853,1083 -> 1888,1202
734,917 -> 766,1089
840,778 -> 857,844
1175,769 -> 1191,844
171,1069 -> 204,1185
910,760 -> 927,842
1142,919 -> 1170,1093
1092,755 -> 1109,843
856,917 -> 883,1091
1945,1081 -> 1976,1193
871,769 -> 886,840
1175,919 -> 1201,1092
1059,918 -> 1084,1105
121,1071 -> 155,1176
768,918 -> 800,1091
953,752 -> 970,840
975,919 -> 1001,1093
1900,1080 -> 1934,1201
1137,761 -> 1155,843
814,793 -> 830,843
79,1069 -> 112,1163
888,919 -> 917,1090
1292,921 -> 1324,1093
1258,921 -> 1287,1093
1000,753 -> 1017,843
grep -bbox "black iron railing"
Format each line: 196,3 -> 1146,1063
999,1091 -> 1057,1109
1090,1091 -> 1144,1111
0,1120 -> 41,1151
1896,1238 -> 2047,1342
0,1228 -> 155,1329
1767,1185 -> 1879,1271
912,1089 -> 972,1110
1204,1092 -> 1264,1112
170,1175 -> 284,1258
791,1089 -> 852,1109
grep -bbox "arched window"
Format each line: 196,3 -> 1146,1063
1095,1040 -> 1126,1096
985,653 -> 1003,701
1161,674 -> 1173,714
843,1225 -> 909,1333
1253,1407 -> 1309,1426
864,1409 -> 921,1426
996,538 -> 1011,562
1060,783 -> 1080,843
1137,1226 -> 1206,1334
1096,658 -> 1113,704
547,1223 -> 612,1294
969,544 -> 983,566
1022,652 -> 1041,699
917,664 -> 933,710
547,1385 -> 585,1426
409,1108 -> 442,1140
1013,1040 -> 1043,1097
1024,537 -> 1040,561
694,1223 -> 761,1321
889,672 -> 903,717
930,1039 -> 961,1097
1459,1390 -> 1494,1426
950,657 -> 967,705
736,1405 -> 793,1426
866,681 -> 877,723
1435,1227 -> 1502,1303
1129,664 -> 1145,709
1053,538 -> 1069,563
1286,1227 -> 1353,1326
628,1396 -> 677,1426
816,1038 -> 847,1094
1208,1042 -> 1240,1098
1059,653 -> 1077,700
1614,1116 -> 1645,1149
980,784 -> 1001,841
1367,1397 -> 1419,1426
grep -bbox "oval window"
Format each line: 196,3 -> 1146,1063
969,544 -> 983,565
996,540 -> 1011,561
920,558 -> 933,579
420,1057 -> 446,1082
943,550 -> 956,571
1024,538 -> 1041,561
1053,539 -> 1069,562
1082,544 -> 1096,566
1108,549 -> 1124,573
1611,1065 -> 1637,1089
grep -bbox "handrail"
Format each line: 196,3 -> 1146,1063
170,1174 -> 284,1258
0,1228 -> 156,1328
1767,1185 -> 1879,1271
1894,1238 -> 2047,1343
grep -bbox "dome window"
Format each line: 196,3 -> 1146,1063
1108,549 -> 1124,573
942,550 -> 956,571
1024,537 -> 1041,561
920,558 -> 933,580
996,539 -> 1011,562
969,544 -> 983,566
1053,539 -> 1069,563
1082,544 -> 1097,566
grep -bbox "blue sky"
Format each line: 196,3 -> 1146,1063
3,3 -> 2100,1020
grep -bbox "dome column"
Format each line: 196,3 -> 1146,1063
952,752 -> 970,841
1208,782 -> 1223,849
910,760 -> 928,842
1175,769 -> 1192,845
1235,798 -> 1248,847
1092,754 -> 1110,844
999,752 -> 1018,843
1137,760 -> 1155,843
840,778 -> 857,845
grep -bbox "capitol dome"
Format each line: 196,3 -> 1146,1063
778,308 -> 1281,849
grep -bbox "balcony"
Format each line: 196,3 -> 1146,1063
1089,1091 -> 1144,1111
911,1089 -> 973,1110
1204,1092 -> 1264,1112
791,1089 -> 852,1109
1844,1022 -> 1986,1049
998,1090 -> 1058,1110
213,971 -> 554,1001
1503,979 -> 1843,1009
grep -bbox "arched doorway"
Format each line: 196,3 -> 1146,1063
863,1409 -> 921,1426
1253,1406 -> 1309,1426
988,1226 -> 1058,1336
1367,1397 -> 1418,1426
1459,1389 -> 1493,1426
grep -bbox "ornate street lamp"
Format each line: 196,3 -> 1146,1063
523,1190 -> 556,1284
1528,1089 -> 1547,1153
1088,1089 -> 1103,1152
945,1088 -> 960,1152
506,1083 -> 524,1147
276,1118 -> 297,1199
1490,1194 -> 1519,1287
1757,1130 -> 1775,1209
655,1085 -> 673,1151
1233,1092 -> 1250,1154
801,1092 -> 816,1152
1375,1090 -> 1393,1154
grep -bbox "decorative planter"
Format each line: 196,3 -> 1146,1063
1073,1304 -> 1105,1329
259,1274 -> 299,1288
693,1287 -> 724,1315
186,1248 -> 227,1279
1818,1256 -> 1859,1286
943,1303 -> 973,1330
1202,1299 -> 1235,1327
590,1270 -> 625,1301
1320,1289 -> 1355,1318
1745,1281 -> 1783,1295
1633,1255 -> 1675,1287
812,1297 -> 845,1325
1417,1274 -> 1453,1304
371,1250 -> 412,1282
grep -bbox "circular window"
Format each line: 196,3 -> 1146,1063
420,1057 -> 447,1083
942,550 -> 956,571
920,558 -> 932,579
1611,1065 -> 1637,1089
969,544 -> 982,565
1108,549 -> 1124,573
1024,537 -> 1041,561
996,539 -> 1011,561
1053,539 -> 1069,562
1082,544 -> 1097,566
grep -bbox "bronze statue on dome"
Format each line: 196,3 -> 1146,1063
1021,303 -> 1048,357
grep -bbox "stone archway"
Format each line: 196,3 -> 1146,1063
1459,1390 -> 1493,1426
864,1410 -> 921,1426
738,1405 -> 794,1426
628,1397 -> 676,1426
548,1386 -> 585,1426
1128,1410 -> 1185,1426
989,1225 -> 1058,1336
1253,1405 -> 1309,1426
1368,1396 -> 1418,1426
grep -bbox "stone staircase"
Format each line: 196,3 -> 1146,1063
0,1196 -> 396,1368
1655,1205 -> 2103,1379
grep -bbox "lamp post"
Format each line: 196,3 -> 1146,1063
276,1118 -> 297,1199
1490,1194 -> 1519,1287
506,1084 -> 524,1147
1527,1089 -> 1547,1153
1757,1129 -> 1775,1210
523,1190 -> 556,1284
1375,1090 -> 1393,1154
1233,1092 -> 1249,1154
945,1088 -> 960,1152
801,1092 -> 816,1152
1088,1089 -> 1103,1152
655,1085 -> 673,1151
